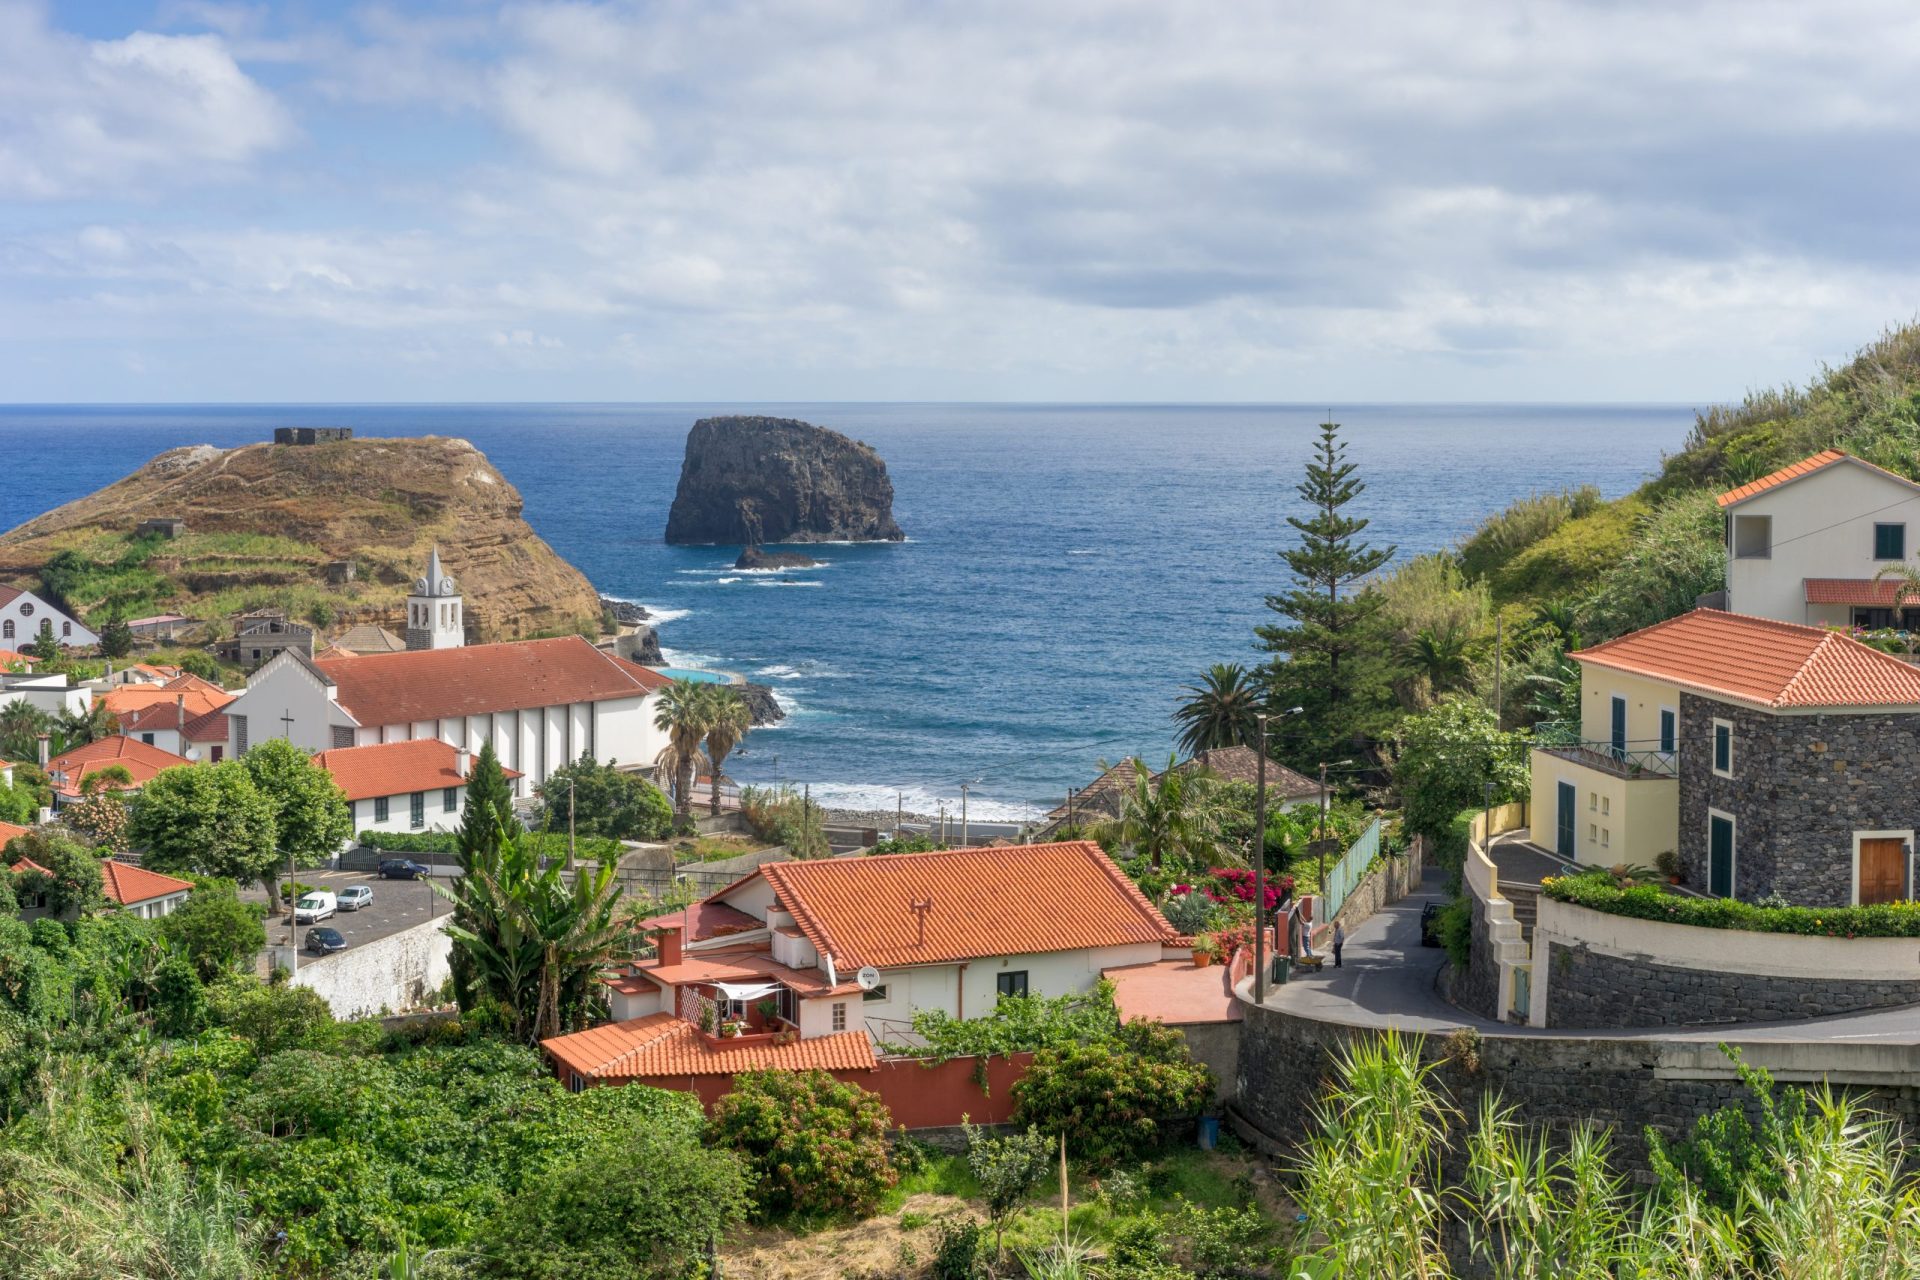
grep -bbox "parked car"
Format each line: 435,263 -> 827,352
337,885 -> 374,911
292,890 -> 337,923
305,926 -> 347,955
1419,901 -> 1443,947
378,859 -> 430,880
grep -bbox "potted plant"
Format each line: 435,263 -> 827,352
698,1005 -> 716,1034
1655,850 -> 1681,885
753,998 -> 780,1030
1191,933 -> 1219,967
720,1021 -> 741,1039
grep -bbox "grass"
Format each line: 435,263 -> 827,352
672,833 -> 777,862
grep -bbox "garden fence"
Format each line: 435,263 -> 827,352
1321,817 -> 1382,920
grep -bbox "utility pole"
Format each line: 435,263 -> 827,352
960,782 -> 970,847
567,778 -> 576,868
1253,712 -> 1270,1003
1493,615 -> 1504,727
896,790 -> 903,839
286,844 -> 298,977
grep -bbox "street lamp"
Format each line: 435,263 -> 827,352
1253,706 -> 1305,1004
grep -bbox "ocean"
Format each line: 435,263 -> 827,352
0,404 -> 1692,818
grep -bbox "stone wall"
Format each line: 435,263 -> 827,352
1172,1019 -> 1242,1104
279,915 -> 452,1019
1446,895 -> 1502,1021
1678,692 -> 1920,905
1542,938 -> 1920,1027
1329,840 -> 1425,933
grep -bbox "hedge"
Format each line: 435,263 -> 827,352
356,830 -> 627,861
1542,873 -> 1920,939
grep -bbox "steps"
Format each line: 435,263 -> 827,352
1499,882 -> 1540,940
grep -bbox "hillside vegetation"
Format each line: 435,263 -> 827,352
0,436 -> 605,644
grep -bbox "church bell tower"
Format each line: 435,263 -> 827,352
405,546 -> 465,651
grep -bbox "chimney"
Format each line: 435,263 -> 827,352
176,693 -> 185,727
35,732 -> 48,767
655,924 -> 683,968
456,745 -> 471,779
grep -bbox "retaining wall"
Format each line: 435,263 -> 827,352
1534,897 -> 1920,1028
277,915 -> 452,1019
621,1052 -> 1035,1128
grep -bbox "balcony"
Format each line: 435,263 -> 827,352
1532,729 -> 1679,780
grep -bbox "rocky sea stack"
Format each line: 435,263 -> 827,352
665,416 -> 904,545
734,546 -> 820,570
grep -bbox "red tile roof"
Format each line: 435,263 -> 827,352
0,822 -> 32,849
101,683 -> 232,721
311,737 -> 516,801
542,1012 -> 877,1080
1573,608 -> 1920,710
1806,578 -> 1918,607
1171,746 -> 1323,801
1104,959 -> 1242,1026
636,900 -> 764,941
637,945 -> 863,997
314,636 -> 669,727
0,650 -> 37,669
46,735 -> 192,795
101,860 -> 193,906
739,841 -> 1180,970
1715,449 -> 1920,507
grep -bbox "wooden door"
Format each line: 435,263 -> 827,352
1858,838 -> 1908,905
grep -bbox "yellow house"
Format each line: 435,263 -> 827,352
1531,664 -> 1681,867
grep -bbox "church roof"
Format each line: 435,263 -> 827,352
315,635 -> 670,728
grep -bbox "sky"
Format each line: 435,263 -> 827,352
4,0 -> 1920,404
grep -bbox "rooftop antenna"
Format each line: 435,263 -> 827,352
909,897 -> 935,946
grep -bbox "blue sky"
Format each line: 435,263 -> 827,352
5,0 -> 1920,404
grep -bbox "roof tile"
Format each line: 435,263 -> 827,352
1715,449 -> 1920,507
311,737 -> 514,802
46,735 -> 192,795
101,860 -> 194,906
314,635 -> 668,727
541,1013 -> 877,1080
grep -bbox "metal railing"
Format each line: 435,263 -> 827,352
1321,817 -> 1382,920
1533,727 -> 1679,778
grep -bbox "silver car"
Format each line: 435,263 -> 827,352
337,885 -> 374,911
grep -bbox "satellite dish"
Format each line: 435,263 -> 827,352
855,965 -> 882,991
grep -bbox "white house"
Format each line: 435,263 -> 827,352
0,671 -> 90,720
8,840 -> 194,922
1720,450 -> 1920,627
313,737 -> 520,836
0,585 -> 97,649
219,635 -> 670,790
595,841 -> 1181,1041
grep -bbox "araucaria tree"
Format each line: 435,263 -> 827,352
1257,419 -> 1395,763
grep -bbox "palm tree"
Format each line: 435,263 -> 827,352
1873,560 -> 1920,656
1172,663 -> 1264,755
56,701 -> 117,750
1099,755 -> 1222,871
701,688 -> 752,817
1530,599 -> 1582,649
1399,626 -> 1474,704
0,701 -> 49,762
653,679 -> 714,822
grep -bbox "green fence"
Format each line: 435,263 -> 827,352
1322,817 -> 1382,920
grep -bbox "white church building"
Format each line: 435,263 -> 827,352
0,585 -> 97,649
218,552 -> 671,788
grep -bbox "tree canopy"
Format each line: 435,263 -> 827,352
241,738 -> 352,882
534,754 -> 672,842
129,762 -> 279,889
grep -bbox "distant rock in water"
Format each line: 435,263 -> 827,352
737,682 -> 785,726
600,597 -> 651,625
734,546 -> 820,570
665,415 -> 904,545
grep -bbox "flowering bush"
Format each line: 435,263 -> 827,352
1205,866 -> 1294,913
1543,872 -> 1920,938
1011,1019 -> 1214,1169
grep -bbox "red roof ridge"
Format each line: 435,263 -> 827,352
1715,449 -> 1920,508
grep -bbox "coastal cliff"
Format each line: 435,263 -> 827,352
0,436 -> 604,642
664,416 -> 904,545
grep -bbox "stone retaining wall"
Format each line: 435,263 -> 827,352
1541,940 -> 1920,1027
275,915 -> 452,1019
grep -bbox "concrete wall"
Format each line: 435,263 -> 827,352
1677,692 -> 1920,905
1533,897 -> 1920,1028
1529,748 -> 1678,867
1725,459 -> 1920,625
279,915 -> 452,1019
1580,668 -> 1684,750
1454,807 -> 1529,1022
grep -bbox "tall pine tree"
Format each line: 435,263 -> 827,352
448,741 -> 522,1012
1256,419 -> 1395,763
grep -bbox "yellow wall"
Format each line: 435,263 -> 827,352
1578,667 -> 1684,749
1529,748 -> 1678,867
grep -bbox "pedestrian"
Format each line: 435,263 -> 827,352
1332,919 -> 1346,969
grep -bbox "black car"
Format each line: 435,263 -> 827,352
305,926 -> 348,955
1420,902 -> 1444,947
377,858 -> 431,880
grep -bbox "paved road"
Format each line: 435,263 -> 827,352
243,867 -> 449,963
1253,867 -> 1920,1046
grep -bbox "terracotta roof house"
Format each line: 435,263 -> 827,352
1714,449 -> 1920,627
1531,607 -> 1920,907
117,692 -> 234,763
45,735 -> 192,804
313,738 -> 518,836
1168,745 -> 1325,807
7,848 -> 193,921
220,635 -> 672,791
1033,758 -> 1148,836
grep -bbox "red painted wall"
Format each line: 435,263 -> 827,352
620,1052 -> 1037,1128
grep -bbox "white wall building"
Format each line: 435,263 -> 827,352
313,737 -> 521,836
0,585 -> 97,649
1720,450 -> 1920,627
219,634 -> 669,790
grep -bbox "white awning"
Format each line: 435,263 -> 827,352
713,981 -> 782,1003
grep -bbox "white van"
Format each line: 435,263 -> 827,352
293,890 -> 337,923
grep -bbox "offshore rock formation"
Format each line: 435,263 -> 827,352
665,416 -> 904,545
734,546 -> 820,570
0,436 -> 603,643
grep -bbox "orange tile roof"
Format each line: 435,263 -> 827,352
740,841 -> 1180,970
101,683 -> 232,721
0,650 -> 37,669
1104,959 -> 1242,1026
1715,449 -> 1920,507
0,822 -> 32,848
1573,608 -> 1920,710
1806,579 -> 1916,607
638,945 -> 862,997
46,735 -> 192,795
101,860 -> 193,906
636,900 -> 763,941
311,737 -> 517,801
314,635 -> 669,727
542,1013 -> 877,1080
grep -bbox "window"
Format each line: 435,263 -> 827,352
210,746 -> 223,762
1732,514 -> 1772,559
996,970 -> 1029,998
566,1072 -> 585,1094
1589,823 -> 1598,842
1875,523 -> 1907,561
1589,792 -> 1597,812
443,787 -> 458,813
410,792 -> 426,828
1712,719 -> 1734,777
862,984 -> 889,1002
60,621 -> 69,637
1600,796 -> 1611,816
232,715 -> 248,753
1659,708 -> 1677,756
831,1002 -> 847,1031
374,795 -> 389,823
140,733 -> 154,746
1600,828 -> 1610,848
4,620 -> 14,640
20,602 -> 33,617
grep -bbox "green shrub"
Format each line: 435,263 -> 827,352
1542,871 -> 1920,938
878,983 -> 1120,1061
1173,1197 -> 1276,1279
1491,498 -> 1644,603
706,1069 -> 899,1221
1458,485 -> 1603,580
963,1121 -> 1053,1254
1437,896 -> 1472,969
931,1216 -> 989,1280
1011,1020 -> 1214,1169
356,829 -> 625,861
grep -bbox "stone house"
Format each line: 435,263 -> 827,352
1531,608 -> 1920,906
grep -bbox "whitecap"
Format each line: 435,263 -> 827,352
1065,549 -> 1098,557
797,782 -> 1046,823
754,579 -> 824,588
640,605 -> 690,625
753,663 -> 802,679
716,577 -> 742,585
